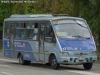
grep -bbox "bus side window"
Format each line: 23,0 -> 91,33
27,22 -> 34,39
26,22 -> 38,40
15,22 -> 26,40
32,23 -> 38,40
4,22 -> 9,39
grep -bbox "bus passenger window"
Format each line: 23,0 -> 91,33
21,23 -> 26,28
34,23 -> 38,28
33,29 -> 38,40
21,30 -> 26,39
27,22 -> 35,39
15,22 -> 26,40
27,22 -> 35,29
27,29 -> 33,39
5,28 -> 9,38
26,22 -> 38,40
4,23 -> 9,39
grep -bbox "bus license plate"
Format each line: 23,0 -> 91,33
78,56 -> 85,60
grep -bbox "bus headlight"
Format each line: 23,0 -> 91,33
60,52 -> 69,56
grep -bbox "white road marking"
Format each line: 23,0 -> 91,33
1,72 -> 15,75
0,64 -> 12,68
68,70 -> 100,75
0,58 -> 18,63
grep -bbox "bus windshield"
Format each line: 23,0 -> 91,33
53,20 -> 91,39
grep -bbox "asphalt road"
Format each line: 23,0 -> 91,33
0,53 -> 100,75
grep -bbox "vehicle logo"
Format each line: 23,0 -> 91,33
74,47 -> 78,50
80,52 -> 83,55
22,43 -> 25,48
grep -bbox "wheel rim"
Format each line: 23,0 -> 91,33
51,58 -> 56,66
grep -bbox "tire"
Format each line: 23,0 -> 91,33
19,54 -> 25,65
50,55 -> 60,69
19,54 -> 31,65
83,63 -> 93,70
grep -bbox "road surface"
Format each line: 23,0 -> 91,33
0,53 -> 100,75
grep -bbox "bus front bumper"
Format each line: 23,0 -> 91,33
57,55 -> 97,64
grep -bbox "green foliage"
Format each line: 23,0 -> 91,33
89,0 -> 97,5
0,0 -> 100,44
0,3 -> 12,31
12,3 -> 28,14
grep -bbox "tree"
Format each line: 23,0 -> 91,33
0,3 -> 12,31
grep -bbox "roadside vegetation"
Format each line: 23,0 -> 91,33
0,49 -> 2,53
0,0 -> 100,62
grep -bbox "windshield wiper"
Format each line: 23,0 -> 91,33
72,35 -> 91,39
85,37 -> 91,39
72,35 -> 84,38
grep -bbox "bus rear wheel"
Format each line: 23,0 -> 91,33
83,63 -> 93,70
50,55 -> 60,69
19,54 -> 24,65
19,54 -> 31,65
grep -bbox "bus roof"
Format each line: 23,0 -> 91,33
10,14 -> 53,18
4,14 -> 84,22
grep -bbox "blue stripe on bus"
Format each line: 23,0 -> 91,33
4,40 -> 37,61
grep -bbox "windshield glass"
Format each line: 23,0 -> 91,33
53,20 -> 91,39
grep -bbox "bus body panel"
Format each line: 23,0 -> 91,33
4,39 -> 38,61
44,42 -> 61,63
55,37 -> 97,64
4,39 -> 10,58
14,40 -> 38,61
57,54 -> 97,64
4,39 -> 61,63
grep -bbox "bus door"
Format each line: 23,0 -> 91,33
39,23 -> 45,61
9,23 -> 15,58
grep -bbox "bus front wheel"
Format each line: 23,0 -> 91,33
83,63 -> 93,70
50,55 -> 60,69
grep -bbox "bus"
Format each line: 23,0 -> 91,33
3,14 -> 97,70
